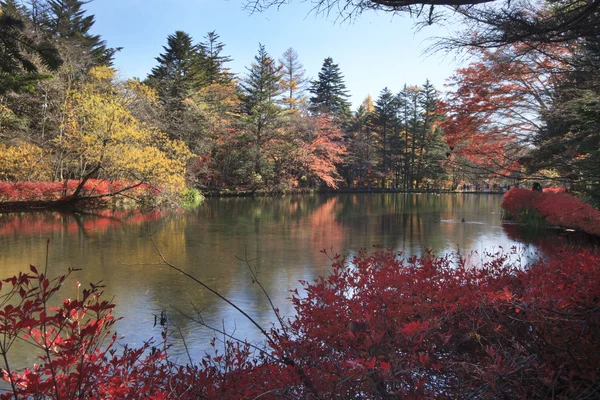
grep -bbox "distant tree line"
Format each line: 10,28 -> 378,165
1,0 -> 598,205
0,0 -> 451,195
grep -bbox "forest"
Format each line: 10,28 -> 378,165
1,0 -> 598,206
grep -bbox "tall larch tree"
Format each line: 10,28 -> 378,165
309,57 -> 351,121
345,96 -> 377,187
279,47 -> 307,111
374,87 -> 397,186
415,80 -> 446,189
395,85 -> 412,189
240,44 -> 284,185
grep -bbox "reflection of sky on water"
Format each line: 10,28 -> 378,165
0,194 -> 597,364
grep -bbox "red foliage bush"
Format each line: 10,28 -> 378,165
2,247 -> 599,398
501,187 -> 540,216
0,266 -> 206,399
502,187 -> 600,235
283,248 -> 600,398
0,180 -> 154,202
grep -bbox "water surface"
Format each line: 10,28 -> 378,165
0,193 -> 582,363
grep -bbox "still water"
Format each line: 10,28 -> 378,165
0,193 -> 580,364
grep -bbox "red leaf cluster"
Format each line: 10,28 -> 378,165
0,267 -> 207,399
284,247 -> 600,398
2,247 -> 599,398
502,187 -> 600,235
0,179 -> 153,202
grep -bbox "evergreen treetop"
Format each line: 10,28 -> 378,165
309,57 -> 351,119
46,0 -> 116,66
199,31 -> 233,85
147,30 -> 206,104
0,0 -> 62,93
241,43 -> 282,109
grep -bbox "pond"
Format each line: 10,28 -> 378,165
0,193 -> 591,365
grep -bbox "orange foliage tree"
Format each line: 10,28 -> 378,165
440,44 -> 568,182
285,114 -> 347,189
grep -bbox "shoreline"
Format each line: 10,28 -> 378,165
0,189 -> 506,212
202,188 -> 507,198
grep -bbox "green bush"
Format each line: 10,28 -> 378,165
180,188 -> 204,208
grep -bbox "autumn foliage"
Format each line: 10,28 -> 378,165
2,246 -> 599,398
502,187 -> 600,235
0,179 -> 154,202
0,266 -> 202,399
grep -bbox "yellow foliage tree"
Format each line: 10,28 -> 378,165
186,81 -> 241,138
0,142 -> 51,181
57,66 -> 193,194
183,82 -> 243,186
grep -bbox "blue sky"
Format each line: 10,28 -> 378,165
86,0 -> 462,109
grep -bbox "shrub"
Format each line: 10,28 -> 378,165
0,266 -> 204,399
0,180 -> 154,203
0,143 -> 52,181
284,247 -> 600,398
502,187 -> 600,235
501,187 -> 539,217
542,187 -> 566,194
180,188 -> 204,208
1,247 -> 599,398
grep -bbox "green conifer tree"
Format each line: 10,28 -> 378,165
199,31 -> 233,85
240,43 -> 283,182
416,80 -> 446,188
374,87 -> 397,184
147,31 -> 206,106
345,96 -> 377,187
46,0 -> 116,66
0,0 -> 61,93
309,57 -> 351,121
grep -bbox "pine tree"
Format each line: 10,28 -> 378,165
407,86 -> 421,190
279,47 -> 307,110
528,46 -> 600,203
46,0 -> 115,66
392,82 -> 445,190
240,43 -> 283,180
309,57 -> 351,120
147,31 -> 206,106
199,31 -> 233,85
396,85 -> 420,190
416,80 -> 446,188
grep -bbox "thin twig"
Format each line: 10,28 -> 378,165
147,233 -> 276,348
175,326 -> 194,367
236,248 -> 288,334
